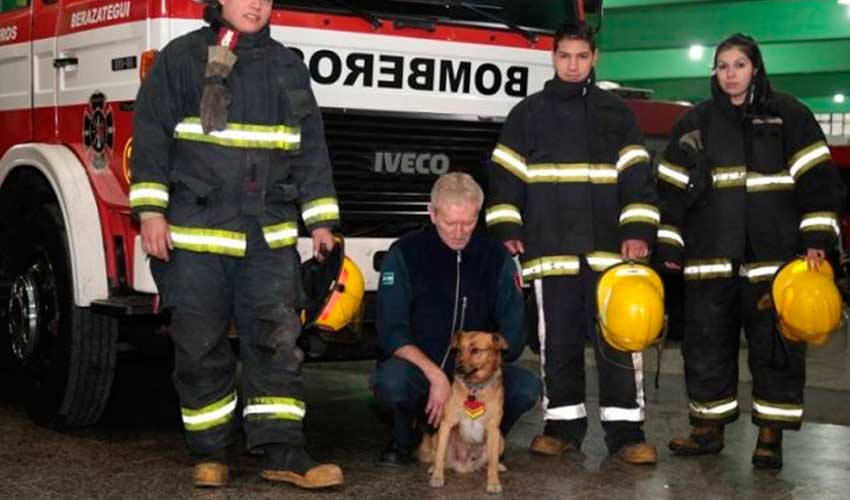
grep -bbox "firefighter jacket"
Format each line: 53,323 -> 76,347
376,227 -> 525,365
656,83 -> 843,280
130,18 -> 338,257
486,75 -> 659,282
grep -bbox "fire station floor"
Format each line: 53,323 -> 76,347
2,335 -> 850,500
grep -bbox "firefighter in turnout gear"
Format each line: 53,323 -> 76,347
658,34 -> 843,470
131,0 -> 343,489
486,21 -> 660,465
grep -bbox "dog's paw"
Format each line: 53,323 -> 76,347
430,475 -> 445,488
487,481 -> 503,494
498,463 -> 507,472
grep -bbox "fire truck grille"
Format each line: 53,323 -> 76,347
321,110 -> 503,238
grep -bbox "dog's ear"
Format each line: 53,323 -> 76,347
450,330 -> 465,349
492,333 -> 509,351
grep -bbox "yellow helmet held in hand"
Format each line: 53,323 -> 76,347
301,235 -> 365,334
772,258 -> 842,346
596,262 -> 665,352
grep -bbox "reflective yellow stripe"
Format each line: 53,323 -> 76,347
586,251 -> 622,272
521,256 -> 580,281
181,392 -> 237,432
689,397 -> 738,420
129,182 -> 169,208
753,399 -> 803,422
657,160 -> 689,189
491,143 -> 527,180
243,397 -> 306,421
789,141 -> 831,180
301,197 -> 340,226
262,222 -> 298,249
619,203 -> 660,225
657,224 -> 684,248
683,258 -> 735,280
485,204 -> 523,226
712,166 -> 747,188
746,171 -> 795,192
800,211 -> 840,236
174,117 -> 301,150
617,145 -> 650,173
739,261 -> 783,283
169,225 -> 247,257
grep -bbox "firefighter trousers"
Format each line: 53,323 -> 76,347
683,276 -> 806,430
151,220 -> 307,457
534,260 -> 647,454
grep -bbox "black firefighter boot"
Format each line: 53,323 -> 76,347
261,444 -> 344,489
752,427 -> 783,470
668,422 -> 725,456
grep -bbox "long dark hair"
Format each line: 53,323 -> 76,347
711,33 -> 774,112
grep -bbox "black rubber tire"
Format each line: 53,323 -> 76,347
4,203 -> 118,427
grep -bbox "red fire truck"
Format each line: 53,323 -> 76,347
0,0 -> 692,427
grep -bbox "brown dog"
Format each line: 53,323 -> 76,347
425,330 -> 507,494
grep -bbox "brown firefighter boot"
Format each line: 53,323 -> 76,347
752,427 -> 783,470
260,445 -> 344,489
529,434 -> 580,456
193,462 -> 229,488
668,422 -> 725,456
615,442 -> 658,465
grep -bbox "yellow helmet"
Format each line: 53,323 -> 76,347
300,235 -> 365,334
596,262 -> 665,352
772,258 -> 842,346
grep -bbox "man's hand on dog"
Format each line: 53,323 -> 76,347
425,369 -> 451,426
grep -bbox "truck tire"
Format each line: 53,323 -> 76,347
3,203 -> 118,427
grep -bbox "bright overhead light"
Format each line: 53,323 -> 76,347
835,94 -> 846,104
688,45 -> 705,61
839,0 -> 850,5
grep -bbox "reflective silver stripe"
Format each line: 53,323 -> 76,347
491,144 -> 527,179
485,204 -> 523,226
617,145 -> 650,172
174,118 -> 300,149
746,172 -> 794,192
740,262 -> 783,282
243,403 -> 307,418
712,166 -> 747,188
619,203 -> 660,225
753,401 -> 803,419
521,256 -> 580,280
302,203 -> 340,226
657,225 -> 684,248
658,161 -> 689,189
545,403 -> 588,420
683,259 -> 734,280
600,352 -> 645,422
689,398 -> 738,417
800,212 -> 840,236
182,397 -> 237,426
526,164 -> 617,184
789,141 -> 831,180
586,252 -> 622,272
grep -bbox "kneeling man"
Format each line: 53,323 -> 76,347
372,173 -> 541,465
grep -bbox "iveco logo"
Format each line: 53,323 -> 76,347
373,152 -> 450,175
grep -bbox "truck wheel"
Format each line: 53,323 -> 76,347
4,204 -> 118,427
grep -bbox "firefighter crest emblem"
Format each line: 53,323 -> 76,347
83,92 -> 115,170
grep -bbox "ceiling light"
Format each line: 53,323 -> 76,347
839,0 -> 850,5
834,94 -> 846,104
688,45 -> 705,61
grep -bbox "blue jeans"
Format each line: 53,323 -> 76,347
372,357 -> 541,448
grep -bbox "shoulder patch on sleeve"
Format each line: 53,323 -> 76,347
381,272 -> 395,286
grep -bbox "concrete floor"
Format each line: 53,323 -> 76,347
1,336 -> 850,500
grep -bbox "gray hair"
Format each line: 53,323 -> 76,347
430,172 -> 484,211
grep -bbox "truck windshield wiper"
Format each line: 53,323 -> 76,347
446,0 -> 538,44
328,0 -> 384,29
